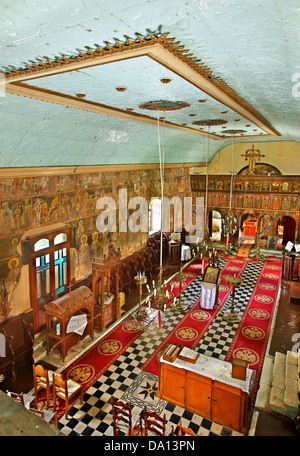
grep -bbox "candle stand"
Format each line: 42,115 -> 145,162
173,269 -> 188,313
224,276 -> 242,323
134,275 -> 147,319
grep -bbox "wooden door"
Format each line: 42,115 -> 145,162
212,381 -> 242,432
282,215 -> 296,246
161,363 -> 185,407
186,371 -> 212,418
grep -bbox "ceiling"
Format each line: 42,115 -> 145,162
0,0 -> 299,168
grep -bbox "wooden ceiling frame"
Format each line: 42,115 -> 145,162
2,34 -> 280,140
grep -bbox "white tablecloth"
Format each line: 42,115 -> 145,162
200,282 -> 217,309
181,245 -> 191,261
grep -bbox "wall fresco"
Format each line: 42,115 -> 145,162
0,166 -> 191,322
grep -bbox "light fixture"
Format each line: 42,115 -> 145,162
140,99 -> 189,313
160,77 -> 172,84
192,119 -> 227,127
224,135 -> 237,251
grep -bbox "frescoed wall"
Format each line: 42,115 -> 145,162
0,166 -> 191,323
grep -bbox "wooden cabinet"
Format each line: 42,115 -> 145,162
157,354 -> 254,434
185,371 -> 212,418
160,363 -> 185,407
212,381 -> 242,431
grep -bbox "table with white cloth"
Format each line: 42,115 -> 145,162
200,282 -> 218,310
181,245 -> 191,261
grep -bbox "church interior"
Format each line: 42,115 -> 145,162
0,0 -> 299,438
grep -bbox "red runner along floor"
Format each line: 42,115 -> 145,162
225,256 -> 282,400
141,259 -> 247,375
62,259 -> 206,382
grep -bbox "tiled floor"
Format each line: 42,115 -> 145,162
54,255 -> 266,436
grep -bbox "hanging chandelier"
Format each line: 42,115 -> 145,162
224,136 -> 237,250
139,99 -> 189,313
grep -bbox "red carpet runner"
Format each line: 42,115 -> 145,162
225,256 -> 282,400
223,254 -> 258,263
61,260 -> 205,386
141,259 -> 247,375
236,240 -> 255,258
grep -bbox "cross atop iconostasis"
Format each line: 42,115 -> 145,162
241,145 -> 265,174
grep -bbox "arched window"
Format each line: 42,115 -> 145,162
149,198 -> 161,234
28,227 -> 71,333
54,232 -> 67,245
34,238 -> 49,252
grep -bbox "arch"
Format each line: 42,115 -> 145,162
239,212 -> 257,239
54,232 -> 68,245
34,238 -> 50,252
237,162 -> 282,176
208,209 -> 222,242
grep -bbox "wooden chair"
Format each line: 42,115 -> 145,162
0,315 -> 34,380
6,390 -> 25,406
53,373 -> 83,419
6,389 -> 35,410
32,363 -> 55,409
111,397 -> 139,436
143,407 -> 174,436
178,420 -> 198,436
29,406 -> 57,428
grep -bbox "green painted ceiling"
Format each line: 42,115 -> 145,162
0,0 -> 299,168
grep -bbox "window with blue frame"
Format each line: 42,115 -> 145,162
29,228 -> 71,332
54,247 -> 68,295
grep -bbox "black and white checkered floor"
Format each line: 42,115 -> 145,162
57,256 -> 264,436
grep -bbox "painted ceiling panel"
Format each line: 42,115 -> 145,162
0,0 -> 299,168
24,55 -> 268,138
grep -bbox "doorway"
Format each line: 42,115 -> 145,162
240,213 -> 257,240
277,216 -> 296,246
209,210 -> 222,242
